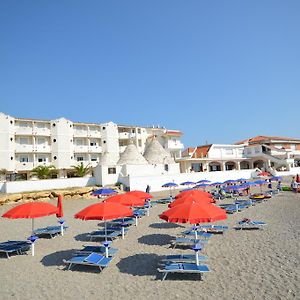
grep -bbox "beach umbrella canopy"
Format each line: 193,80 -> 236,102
105,194 -> 146,207
126,190 -> 153,199
258,171 -> 271,177
270,176 -> 282,181
176,190 -> 213,199
210,182 -> 223,186
169,195 -> 214,208
160,202 -> 227,224
224,184 -> 248,192
197,180 -> 211,184
91,188 -> 117,196
56,194 -> 64,218
2,202 -> 58,219
180,181 -> 195,186
223,179 -> 236,184
162,182 -> 178,188
74,202 -> 133,221
194,183 -> 209,189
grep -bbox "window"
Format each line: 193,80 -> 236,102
164,164 -> 169,171
77,156 -> 84,161
108,167 -> 116,174
91,157 -> 98,162
37,138 -> 46,145
90,141 -> 97,146
19,122 -> 29,128
20,156 -> 29,162
137,128 -> 141,134
19,137 -> 29,145
37,156 -> 46,162
138,140 -> 142,147
76,139 -> 84,146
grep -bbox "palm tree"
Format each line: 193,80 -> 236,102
71,162 -> 91,177
31,165 -> 58,179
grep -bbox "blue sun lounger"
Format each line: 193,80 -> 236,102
88,228 -> 128,241
75,245 -> 118,256
181,231 -> 213,239
33,225 -> 68,238
107,217 -> 135,227
160,254 -> 208,264
158,263 -> 210,281
172,237 -> 208,249
196,225 -> 229,234
235,219 -> 267,230
0,241 -> 31,258
63,252 -> 112,271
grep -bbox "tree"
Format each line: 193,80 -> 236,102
31,165 -> 58,179
71,162 -> 91,177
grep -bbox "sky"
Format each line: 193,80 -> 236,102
1,1 -> 299,147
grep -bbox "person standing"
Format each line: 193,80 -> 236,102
146,185 -> 150,194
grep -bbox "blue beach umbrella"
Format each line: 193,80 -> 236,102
197,180 -> 211,184
162,182 -> 178,197
180,181 -> 195,186
223,179 -> 236,184
91,188 -> 118,197
270,176 -> 282,181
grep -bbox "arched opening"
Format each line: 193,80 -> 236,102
240,161 -> 250,169
225,161 -> 236,171
253,160 -> 265,169
209,162 -> 221,172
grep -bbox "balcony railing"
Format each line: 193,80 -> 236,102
15,144 -> 34,153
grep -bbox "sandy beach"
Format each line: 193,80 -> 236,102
0,188 -> 299,300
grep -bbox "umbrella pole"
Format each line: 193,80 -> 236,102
32,219 -> 34,235
105,221 -> 107,242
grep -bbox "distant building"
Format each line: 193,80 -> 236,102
178,135 -> 300,175
0,112 -> 184,180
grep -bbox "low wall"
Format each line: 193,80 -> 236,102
4,177 -> 97,194
274,167 -> 300,177
125,169 -> 255,192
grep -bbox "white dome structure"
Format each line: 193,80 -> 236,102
143,139 -> 175,164
117,143 -> 149,165
99,152 -> 119,165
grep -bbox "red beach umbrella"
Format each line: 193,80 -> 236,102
169,194 -> 214,208
75,202 -> 133,242
160,202 -> 227,224
56,194 -> 64,218
105,194 -> 146,207
175,190 -> 213,199
126,191 -> 153,199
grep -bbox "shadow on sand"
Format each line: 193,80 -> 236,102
117,253 -> 162,276
138,234 -> 173,246
41,249 -> 76,267
149,222 -> 184,229
74,233 -> 91,242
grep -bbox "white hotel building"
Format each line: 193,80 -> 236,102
0,112 -> 184,180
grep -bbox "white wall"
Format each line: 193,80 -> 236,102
125,169 -> 255,192
4,177 -> 96,193
121,163 -> 180,177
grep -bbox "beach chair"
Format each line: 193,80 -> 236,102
33,225 -> 68,238
235,219 -> 267,230
88,229 -> 127,241
197,225 -> 229,234
172,237 -> 208,249
181,231 -> 213,239
0,241 -> 31,258
63,252 -> 112,272
75,245 -> 118,256
107,217 -> 135,227
157,263 -> 210,281
160,254 -> 208,264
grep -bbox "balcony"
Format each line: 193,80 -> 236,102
166,141 -> 184,150
34,145 -> 51,153
73,130 -> 89,137
89,130 -> 102,138
119,132 -> 131,139
15,127 -> 33,135
15,144 -> 34,153
33,128 -> 51,136
15,162 -> 34,171
74,145 -> 89,153
89,146 -> 102,153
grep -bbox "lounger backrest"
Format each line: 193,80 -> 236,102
84,253 -> 104,264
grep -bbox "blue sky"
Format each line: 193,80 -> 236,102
1,1 -> 299,147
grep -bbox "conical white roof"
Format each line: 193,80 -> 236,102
99,152 -> 119,165
117,143 -> 149,165
143,139 -> 175,164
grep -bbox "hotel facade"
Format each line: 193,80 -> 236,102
0,112 -> 184,180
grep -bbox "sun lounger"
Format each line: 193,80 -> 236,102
88,229 -> 127,241
158,263 -> 210,280
33,225 -> 68,238
196,225 -> 229,234
63,252 -> 112,271
235,219 -> 267,230
154,197 -> 173,204
107,217 -> 135,227
160,254 -> 208,264
0,241 -> 31,258
172,237 -> 208,249
75,245 -> 118,256
182,231 -> 213,239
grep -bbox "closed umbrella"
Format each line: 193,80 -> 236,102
56,194 -> 65,236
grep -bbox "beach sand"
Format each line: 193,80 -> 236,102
0,189 -> 299,300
